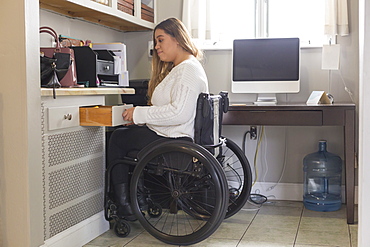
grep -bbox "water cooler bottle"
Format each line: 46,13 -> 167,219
303,140 -> 342,211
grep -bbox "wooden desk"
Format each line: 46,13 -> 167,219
223,103 -> 356,224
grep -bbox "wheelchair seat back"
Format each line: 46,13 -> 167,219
194,92 -> 229,155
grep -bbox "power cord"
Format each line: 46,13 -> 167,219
242,125 -> 289,206
264,126 -> 288,192
242,128 -> 258,185
328,69 -> 355,103
242,130 -> 250,153
339,70 -> 355,102
243,127 -> 270,206
252,126 -> 264,187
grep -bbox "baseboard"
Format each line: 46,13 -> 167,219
251,182 -> 358,204
40,211 -> 109,247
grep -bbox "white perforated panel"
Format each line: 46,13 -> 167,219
42,104 -> 106,240
47,128 -> 104,167
48,157 -> 104,209
49,193 -> 104,237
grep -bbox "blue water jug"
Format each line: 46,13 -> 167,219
303,140 -> 342,211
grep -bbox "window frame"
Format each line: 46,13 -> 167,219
199,0 -> 329,50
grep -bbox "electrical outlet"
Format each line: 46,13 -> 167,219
148,40 -> 153,57
250,126 -> 257,140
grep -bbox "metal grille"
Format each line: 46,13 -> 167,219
49,157 -> 104,210
48,128 -> 104,167
49,192 -> 104,237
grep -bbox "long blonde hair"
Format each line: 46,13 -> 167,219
147,17 -> 202,104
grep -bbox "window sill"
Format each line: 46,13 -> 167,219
199,43 -> 323,51
195,40 -> 232,51
196,39 -> 325,51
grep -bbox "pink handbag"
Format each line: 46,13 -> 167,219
40,26 -> 78,87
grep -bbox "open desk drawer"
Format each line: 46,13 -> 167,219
80,104 -> 133,126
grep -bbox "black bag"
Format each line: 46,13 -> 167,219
40,53 -> 70,83
40,26 -> 78,88
194,92 -> 229,155
40,52 -> 72,99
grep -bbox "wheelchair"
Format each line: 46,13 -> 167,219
104,92 -> 252,246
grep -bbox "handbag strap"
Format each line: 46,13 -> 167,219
40,26 -> 58,38
39,26 -> 60,48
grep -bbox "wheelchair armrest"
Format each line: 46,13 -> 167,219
201,137 -> 225,150
220,91 -> 229,113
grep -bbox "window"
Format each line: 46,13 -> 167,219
192,0 -> 327,48
211,1 -> 255,41
268,0 -> 325,46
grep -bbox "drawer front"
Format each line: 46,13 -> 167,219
223,110 -> 323,126
80,104 -> 133,126
111,105 -> 131,126
97,60 -> 114,75
48,106 -> 80,130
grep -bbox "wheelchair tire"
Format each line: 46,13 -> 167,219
220,137 -> 253,218
130,140 -> 228,246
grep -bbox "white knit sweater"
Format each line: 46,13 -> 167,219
133,56 -> 208,139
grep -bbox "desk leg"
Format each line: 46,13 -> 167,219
345,109 -> 355,224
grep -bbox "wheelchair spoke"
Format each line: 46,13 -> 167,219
218,137 -> 252,218
144,173 -> 171,190
178,196 -> 215,218
130,140 -> 228,245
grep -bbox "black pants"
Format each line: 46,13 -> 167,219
108,125 -> 192,185
108,125 -> 165,184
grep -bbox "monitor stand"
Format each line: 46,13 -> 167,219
254,94 -> 277,105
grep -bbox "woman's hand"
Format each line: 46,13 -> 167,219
122,107 -> 135,124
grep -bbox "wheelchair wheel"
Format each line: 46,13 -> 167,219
147,202 -> 162,218
113,219 -> 131,238
219,137 -> 252,218
130,140 -> 228,246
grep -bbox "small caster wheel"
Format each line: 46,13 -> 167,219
148,203 -> 162,218
113,219 -> 130,238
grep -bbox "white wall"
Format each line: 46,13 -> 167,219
121,0 -> 184,80
123,31 -> 152,79
358,0 -> 369,244
40,10 -> 126,45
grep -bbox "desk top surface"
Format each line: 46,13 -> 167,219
229,102 -> 356,110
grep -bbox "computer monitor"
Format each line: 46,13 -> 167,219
232,38 -> 300,104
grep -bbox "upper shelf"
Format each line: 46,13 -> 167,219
39,0 -> 156,31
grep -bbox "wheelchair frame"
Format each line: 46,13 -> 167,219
104,93 -> 252,245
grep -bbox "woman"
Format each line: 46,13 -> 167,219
108,17 -> 209,220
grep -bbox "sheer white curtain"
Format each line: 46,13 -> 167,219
325,0 -> 349,36
182,0 -> 220,41
182,0 -> 254,44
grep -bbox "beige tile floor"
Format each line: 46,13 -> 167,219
84,200 -> 358,247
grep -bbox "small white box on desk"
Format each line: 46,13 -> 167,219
306,91 -> 333,105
